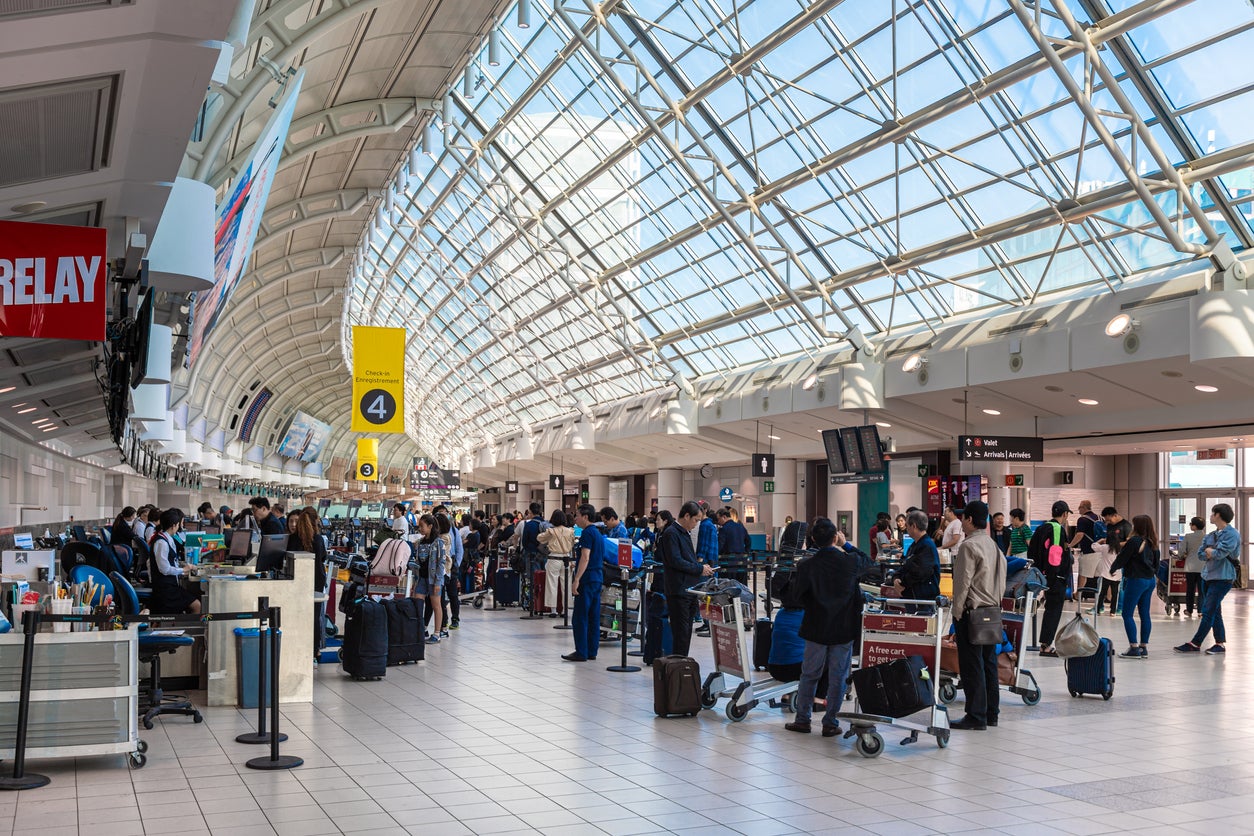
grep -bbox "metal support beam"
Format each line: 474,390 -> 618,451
257,188 -> 372,245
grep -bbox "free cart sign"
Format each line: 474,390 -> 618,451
0,219 -> 106,341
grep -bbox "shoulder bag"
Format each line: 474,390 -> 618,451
966,605 -> 1003,645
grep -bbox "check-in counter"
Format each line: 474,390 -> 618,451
200,551 -> 314,706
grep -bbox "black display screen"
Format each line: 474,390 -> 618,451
858,425 -> 885,473
839,426 -> 864,473
821,429 -> 847,473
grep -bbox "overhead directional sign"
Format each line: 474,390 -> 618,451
751,453 -> 775,478
351,326 -> 405,433
356,438 -> 378,481
549,474 -> 565,491
958,435 -> 1044,462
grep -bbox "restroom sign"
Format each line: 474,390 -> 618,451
549,474 -> 565,490
751,453 -> 775,478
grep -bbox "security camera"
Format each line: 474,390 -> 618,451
1075,449 -> 1083,456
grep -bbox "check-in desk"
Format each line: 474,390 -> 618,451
197,551 -> 314,706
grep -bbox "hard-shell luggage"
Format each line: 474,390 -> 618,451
653,655 -> 701,717
1066,637 -> 1115,700
382,597 -> 424,665
752,618 -> 773,671
532,569 -> 564,615
852,656 -> 933,718
493,568 -> 520,607
341,597 -> 387,681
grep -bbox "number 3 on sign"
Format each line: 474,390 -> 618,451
359,389 -> 397,426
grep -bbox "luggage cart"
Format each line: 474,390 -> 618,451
836,596 -> 951,757
1156,556 -> 1187,616
937,590 -> 1042,707
458,555 -> 491,609
692,582 -> 800,723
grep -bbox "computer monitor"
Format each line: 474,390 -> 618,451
255,535 -> 290,575
352,518 -> 361,527
13,532 -> 34,550
227,530 -> 252,561
203,526 -> 220,536
72,525 -> 87,542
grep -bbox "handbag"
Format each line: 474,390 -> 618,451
1054,611 -> 1100,658
966,605 -> 1002,645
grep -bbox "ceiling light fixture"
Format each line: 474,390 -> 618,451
982,408 -> 1001,416
517,0 -> 531,28
0,387 -> 14,394
801,373 -> 818,390
40,425 -> 56,432
702,395 -> 716,408
767,434 -> 781,440
1104,313 -> 1137,338
16,407 -> 36,414
1194,384 -> 1219,393
901,353 -> 927,374
488,29 -> 501,66
876,421 -> 892,428
31,418 -> 50,425
1078,398 -> 1099,406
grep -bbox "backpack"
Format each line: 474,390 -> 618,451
1092,517 -> 1107,542
1047,522 -> 1064,568
373,538 -> 412,576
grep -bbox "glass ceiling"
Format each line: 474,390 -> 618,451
344,0 -> 1254,454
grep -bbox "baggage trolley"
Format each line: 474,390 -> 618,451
458,555 -> 491,609
938,590 -> 1042,707
1156,556 -> 1187,616
836,596 -> 951,757
690,582 -> 799,723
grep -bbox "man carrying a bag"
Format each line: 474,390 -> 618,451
951,501 -> 1006,731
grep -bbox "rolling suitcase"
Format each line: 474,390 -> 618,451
382,597 -> 424,665
852,656 -> 933,718
752,618 -> 773,671
1066,637 -> 1115,699
494,568 -> 520,607
653,655 -> 701,717
532,569 -> 563,615
341,597 -> 387,681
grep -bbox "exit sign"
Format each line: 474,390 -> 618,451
1004,474 -> 1025,487
764,481 -> 775,493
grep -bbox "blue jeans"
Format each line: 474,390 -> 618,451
795,640 -> 853,727
1120,576 -> 1155,645
572,581 -> 602,660
1191,579 -> 1232,645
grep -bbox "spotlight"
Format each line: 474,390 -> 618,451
902,353 -> 927,373
488,29 -> 501,66
517,0 -> 530,29
1104,313 -> 1137,338
801,373 -> 818,390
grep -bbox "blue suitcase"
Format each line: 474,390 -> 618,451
1065,637 -> 1115,700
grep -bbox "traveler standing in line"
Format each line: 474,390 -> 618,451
437,511 -> 462,632
894,510 -> 940,601
1180,517 -> 1207,617
950,501 -> 1006,730
1175,503 -> 1240,655
1072,500 -> 1101,596
783,518 -> 860,737
990,512 -> 1011,557
289,508 -> 328,660
601,507 -> 627,541
1110,514 -> 1158,659
717,508 -> 748,583
537,510 -> 574,616
389,503 -> 410,538
1007,508 -> 1033,557
564,504 -> 606,662
694,509 -> 720,638
940,505 -> 965,552
414,514 -> 446,644
1029,501 -> 1074,657
895,513 -> 908,544
658,501 -> 714,657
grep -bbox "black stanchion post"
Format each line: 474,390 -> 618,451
1026,591 -> 1040,653
763,558 -> 775,620
629,567 -> 646,658
237,597 -> 286,745
0,610 -> 51,790
554,553 -> 573,630
247,607 -> 302,770
607,567 -> 640,673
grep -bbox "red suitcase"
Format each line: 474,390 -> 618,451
532,569 -> 564,614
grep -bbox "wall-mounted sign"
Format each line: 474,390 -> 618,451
917,464 -> 930,478
1196,449 -> 1228,461
958,435 -> 1044,462
1060,470 -> 1075,485
505,481 -> 518,493
1004,474 -> 1025,487
0,219 -> 106,341
763,481 -> 775,493
751,453 -> 775,478
718,487 -> 734,503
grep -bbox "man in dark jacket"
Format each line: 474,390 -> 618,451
658,501 -> 714,656
784,517 -> 861,737
1029,500 -> 1073,656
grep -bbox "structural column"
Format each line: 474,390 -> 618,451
544,482 -> 562,519
656,469 -> 683,517
828,478 -> 859,545
770,459 -> 797,533
587,475 -> 610,511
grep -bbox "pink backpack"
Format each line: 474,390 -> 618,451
1047,522 -> 1064,567
373,538 -> 412,576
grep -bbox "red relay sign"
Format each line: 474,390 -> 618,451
0,219 -> 106,341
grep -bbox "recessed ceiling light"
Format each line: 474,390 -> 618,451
1044,385 -> 1064,393
40,425 -> 56,432
1233,438 -> 1245,443
11,403 -> 25,409
31,419 -> 49,425
1078,398 -> 1099,406
1174,444 -> 1188,448
16,407 -> 36,414
982,409 -> 1001,416
767,434 -> 781,440
1194,384 -> 1219,393
876,421 -> 892,428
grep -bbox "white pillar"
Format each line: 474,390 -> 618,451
544,483 -> 562,519
656,469 -> 683,517
588,475 -> 610,510
770,459 -> 797,532
828,478 -> 859,543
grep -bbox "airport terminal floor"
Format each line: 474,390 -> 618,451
8,594 -> 1254,836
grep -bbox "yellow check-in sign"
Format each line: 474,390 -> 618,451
357,438 -> 379,481
351,326 -> 405,433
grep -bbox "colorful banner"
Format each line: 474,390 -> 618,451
351,326 -> 405,434
0,219 -> 106,341
188,69 -> 304,367
356,438 -> 379,482
277,410 -> 332,462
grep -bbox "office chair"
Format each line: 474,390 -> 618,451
109,572 -> 203,730
67,563 -> 114,605
60,542 -> 112,582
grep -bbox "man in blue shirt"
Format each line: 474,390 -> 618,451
600,507 -> 627,541
694,510 -> 721,637
1176,503 -> 1241,655
564,504 -> 606,662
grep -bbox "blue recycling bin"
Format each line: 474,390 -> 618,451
235,627 -> 281,709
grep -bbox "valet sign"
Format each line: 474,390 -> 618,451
0,219 -> 106,341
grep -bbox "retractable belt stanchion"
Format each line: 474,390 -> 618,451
554,553 -> 573,630
237,596 -> 286,745
246,606 -> 302,771
629,565 -> 649,658
606,566 -> 641,673
0,610 -> 51,790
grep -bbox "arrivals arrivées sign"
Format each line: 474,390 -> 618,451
0,219 -> 106,341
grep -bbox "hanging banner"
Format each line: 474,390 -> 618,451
0,219 -> 106,341
356,438 -> 379,482
351,326 -> 405,433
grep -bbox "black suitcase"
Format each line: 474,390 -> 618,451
752,618 -> 773,671
494,569 -> 520,607
1066,637 -> 1115,699
852,656 -> 933,718
653,655 -> 701,717
341,597 -> 387,681
382,597 -> 425,665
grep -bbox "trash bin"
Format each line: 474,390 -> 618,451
235,627 -> 281,709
